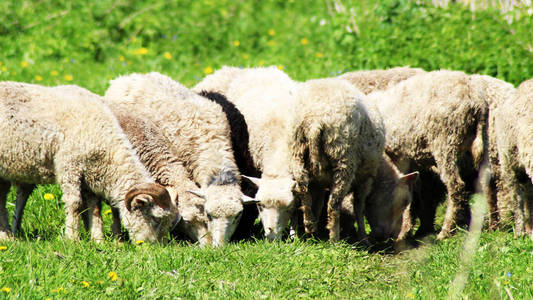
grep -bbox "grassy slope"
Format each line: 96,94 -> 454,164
0,0 -> 533,298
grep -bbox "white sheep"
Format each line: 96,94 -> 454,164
495,78 -> 533,238
339,67 -> 425,95
366,70 -> 489,239
0,82 -> 179,242
289,77 -> 418,241
469,74 -> 516,228
96,112 -> 211,245
104,72 -> 250,246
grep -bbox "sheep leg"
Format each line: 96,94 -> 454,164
353,178 -> 373,244
0,180 -> 11,240
486,176 -> 500,230
111,208 -> 122,238
436,157 -> 470,240
82,193 -> 105,242
300,191 -> 317,235
522,182 -> 533,236
327,177 -> 354,242
58,178 -> 83,241
11,183 -> 34,235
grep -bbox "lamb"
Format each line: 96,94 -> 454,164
289,77 -> 419,241
495,79 -> 533,238
194,66 -> 300,240
0,82 -> 179,242
365,70 -> 489,239
339,67 -> 425,95
104,72 -> 249,246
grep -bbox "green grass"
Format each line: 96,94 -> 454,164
1,0 -> 533,298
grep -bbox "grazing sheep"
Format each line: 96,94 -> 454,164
104,72 -> 249,246
110,112 -> 211,245
289,77 -> 418,241
197,90 -> 262,240
469,75 -> 516,228
195,66 -> 300,240
0,82 -> 179,242
495,79 -> 533,238
339,67 -> 425,95
366,70 -> 489,239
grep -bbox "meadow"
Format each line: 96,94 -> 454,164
0,0 -> 533,298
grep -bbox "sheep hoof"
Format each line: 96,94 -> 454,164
436,230 -> 451,240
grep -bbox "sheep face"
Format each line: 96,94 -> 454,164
177,196 -> 211,246
365,172 -> 418,241
124,184 -> 180,242
252,177 -> 297,240
200,184 -> 244,247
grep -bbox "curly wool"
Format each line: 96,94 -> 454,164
339,67 -> 425,95
367,70 -> 490,239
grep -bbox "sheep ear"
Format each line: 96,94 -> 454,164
242,195 -> 260,204
241,175 -> 261,188
130,194 -> 152,211
399,172 -> 419,186
187,190 -> 206,199
166,186 -> 179,205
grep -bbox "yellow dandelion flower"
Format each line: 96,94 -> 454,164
43,193 -> 55,201
300,38 -> 309,45
64,75 -> 73,81
1,67 -> 6,72
135,240 -> 144,245
1,287 -> 10,293
233,40 -> 240,47
81,281 -> 90,288
13,71 -> 17,75
203,66 -> 213,75
277,65 -> 284,70
51,287 -> 64,293
95,280 -> 104,285
163,52 -> 172,60
50,70 -> 58,76
119,55 -> 125,62
258,60 -> 265,66
131,37 -> 137,43
407,292 -> 415,299
133,48 -> 148,55
104,209 -> 112,215
242,53 -> 249,59
35,75 -> 43,81
267,40 -> 275,47
46,298 -> 52,300
503,280 -> 509,285
21,61 -> 29,68
0,246 -> 7,251
315,52 -> 324,58
108,271 -> 118,281
268,29 -> 275,36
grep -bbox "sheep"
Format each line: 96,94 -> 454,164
339,67 -> 425,95
365,70 -> 490,240
0,82 -> 179,242
197,90 -> 262,240
105,112 -> 211,245
469,74 -> 516,229
104,72 -> 250,246
495,79 -> 533,238
195,66 -> 300,240
289,77 -> 419,242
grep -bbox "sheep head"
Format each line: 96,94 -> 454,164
242,175 -> 296,240
187,184 -> 245,247
365,163 -> 418,242
123,183 -> 180,243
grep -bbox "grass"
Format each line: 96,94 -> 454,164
1,0 -> 533,298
